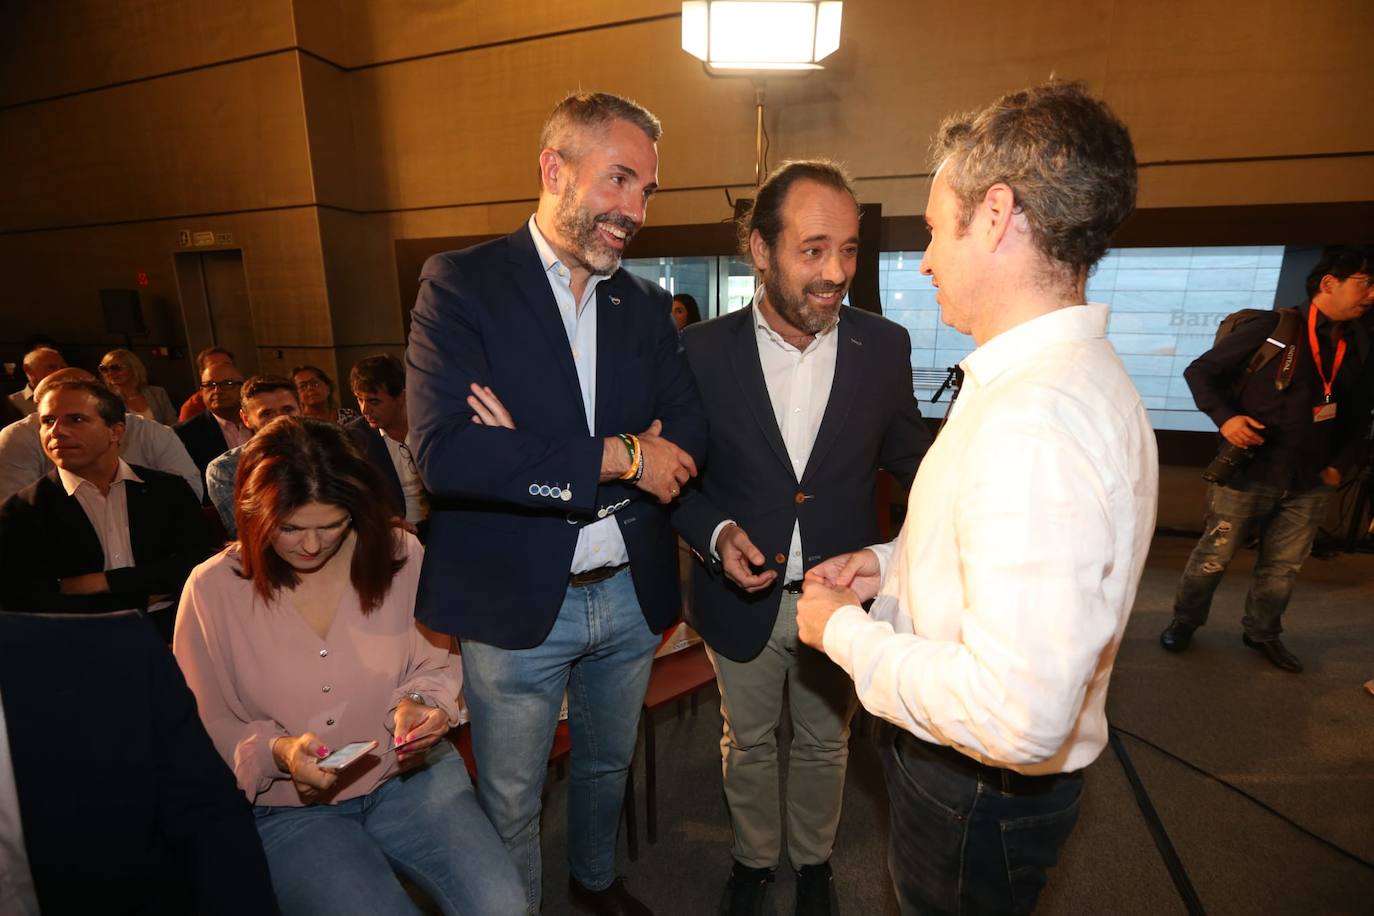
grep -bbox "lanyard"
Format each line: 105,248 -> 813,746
1306,305 -> 1346,403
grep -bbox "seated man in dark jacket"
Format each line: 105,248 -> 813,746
0,379 -> 210,640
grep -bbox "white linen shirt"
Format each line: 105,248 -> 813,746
822,304 -> 1158,775
528,215 -> 628,573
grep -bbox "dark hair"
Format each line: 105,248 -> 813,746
350,354 -> 405,397
1305,246 -> 1374,299
672,293 -> 702,327
195,346 -> 235,371
37,378 -> 126,426
241,375 -> 300,403
539,91 -> 662,165
235,417 -> 405,611
931,80 -> 1137,278
291,364 -> 335,396
738,159 -> 859,259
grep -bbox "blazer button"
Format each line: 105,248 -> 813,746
794,492 -> 806,505
774,553 -> 786,565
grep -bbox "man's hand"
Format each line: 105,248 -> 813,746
716,523 -> 777,593
271,732 -> 338,804
390,696 -> 448,767
58,572 -> 110,595
601,420 -> 698,503
467,383 -> 515,429
1320,466 -> 1342,487
805,549 -> 883,603
1220,415 -> 1265,449
797,578 -> 860,652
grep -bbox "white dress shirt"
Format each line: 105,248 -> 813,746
8,386 -> 35,417
528,215 -> 628,574
711,289 -> 839,582
0,685 -> 40,916
380,430 -> 430,525
0,411 -> 203,503
822,304 -> 1158,775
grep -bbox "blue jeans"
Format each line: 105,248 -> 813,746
1173,482 -> 1334,640
461,568 -> 658,915
879,724 -> 1083,916
253,741 -> 523,916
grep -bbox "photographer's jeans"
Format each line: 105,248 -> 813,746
1172,482 -> 1335,640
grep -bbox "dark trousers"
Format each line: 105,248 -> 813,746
878,723 -> 1083,915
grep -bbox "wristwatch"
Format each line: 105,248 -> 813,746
405,691 -> 429,706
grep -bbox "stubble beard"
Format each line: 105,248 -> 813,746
763,254 -> 845,335
553,183 -> 636,276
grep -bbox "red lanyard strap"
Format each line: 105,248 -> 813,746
1307,305 -> 1346,402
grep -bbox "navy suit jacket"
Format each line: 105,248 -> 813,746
0,611 -> 277,915
673,306 -> 931,662
173,409 -> 230,505
406,222 -> 707,648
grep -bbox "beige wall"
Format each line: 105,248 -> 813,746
1,0 -> 1371,395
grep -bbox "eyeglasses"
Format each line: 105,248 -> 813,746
99,363 -> 126,374
296,378 -> 324,390
201,379 -> 244,390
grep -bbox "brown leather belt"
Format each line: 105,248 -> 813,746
569,563 -> 629,588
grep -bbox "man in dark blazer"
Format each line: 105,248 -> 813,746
0,379 -> 210,641
174,361 -> 248,504
0,610 -> 277,915
672,161 -> 929,915
406,92 -> 706,916
344,354 -> 429,542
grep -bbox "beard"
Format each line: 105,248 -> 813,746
763,253 -> 847,335
552,182 -> 638,276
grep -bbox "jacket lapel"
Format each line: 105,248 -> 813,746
506,225 -> 586,421
731,307 -> 794,477
43,473 -> 105,571
801,309 -> 862,483
593,274 -> 628,435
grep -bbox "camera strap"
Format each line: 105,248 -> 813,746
1230,307 -> 1301,397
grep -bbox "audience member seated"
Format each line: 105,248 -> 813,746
206,375 -> 301,538
0,368 -> 202,503
345,355 -> 430,539
671,292 -> 702,332
8,347 -> 65,417
173,417 -> 522,916
178,346 -> 236,422
0,610 -> 278,915
0,379 -> 211,641
292,363 -> 357,424
176,361 -> 249,503
100,348 -> 177,426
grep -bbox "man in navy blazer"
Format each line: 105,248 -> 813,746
672,162 -> 929,915
0,610 -> 277,915
406,92 -> 705,916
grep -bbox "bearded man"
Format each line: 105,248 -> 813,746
405,91 -> 706,916
671,160 -> 930,916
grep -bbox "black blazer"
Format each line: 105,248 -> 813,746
673,306 -> 931,662
0,466 -> 211,631
406,222 -> 707,648
174,410 -> 230,504
0,611 -> 278,915
345,416 -> 407,518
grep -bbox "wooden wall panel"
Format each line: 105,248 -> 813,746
318,209 -> 405,347
0,53 -> 315,232
0,0 -> 296,106
299,54 -> 360,208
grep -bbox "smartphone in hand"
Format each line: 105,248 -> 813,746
317,740 -> 378,772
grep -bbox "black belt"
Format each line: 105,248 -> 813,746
569,563 -> 629,588
781,580 -> 804,594
893,724 -> 1079,797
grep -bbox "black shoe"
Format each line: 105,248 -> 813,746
569,875 -> 652,916
795,862 -> 837,916
1159,619 -> 1197,652
719,862 -> 774,916
1242,634 -> 1303,673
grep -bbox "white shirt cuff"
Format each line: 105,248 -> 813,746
868,539 -> 897,581
821,604 -> 874,676
709,519 -> 737,561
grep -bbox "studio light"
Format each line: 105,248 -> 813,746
681,1 -> 843,71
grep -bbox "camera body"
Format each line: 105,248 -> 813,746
1202,443 -> 1256,486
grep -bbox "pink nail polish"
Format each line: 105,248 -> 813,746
317,746 -> 330,757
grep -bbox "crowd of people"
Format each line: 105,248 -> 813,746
0,81 -> 1369,916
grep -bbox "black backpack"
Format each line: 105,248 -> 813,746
1212,307 -> 1302,394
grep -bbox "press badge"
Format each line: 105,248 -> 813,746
1313,402 -> 1337,422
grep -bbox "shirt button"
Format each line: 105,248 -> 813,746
319,649 -> 328,657
322,685 -> 331,693
326,718 -> 335,726
774,553 -> 786,564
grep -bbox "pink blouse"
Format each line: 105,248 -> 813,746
173,531 -> 460,807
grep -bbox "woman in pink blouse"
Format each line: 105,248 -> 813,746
173,417 -> 521,916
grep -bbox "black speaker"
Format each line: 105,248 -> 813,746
99,289 -> 145,336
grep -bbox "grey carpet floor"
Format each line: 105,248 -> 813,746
532,534 -> 1374,915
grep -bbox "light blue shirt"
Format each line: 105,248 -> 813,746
528,216 -> 629,573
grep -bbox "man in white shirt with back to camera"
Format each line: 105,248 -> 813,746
797,81 -> 1159,915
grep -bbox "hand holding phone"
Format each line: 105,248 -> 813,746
316,740 -> 379,772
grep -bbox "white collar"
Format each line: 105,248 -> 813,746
57,457 -> 142,497
960,303 -> 1109,388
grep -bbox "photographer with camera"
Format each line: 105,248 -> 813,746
1161,246 -> 1374,672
